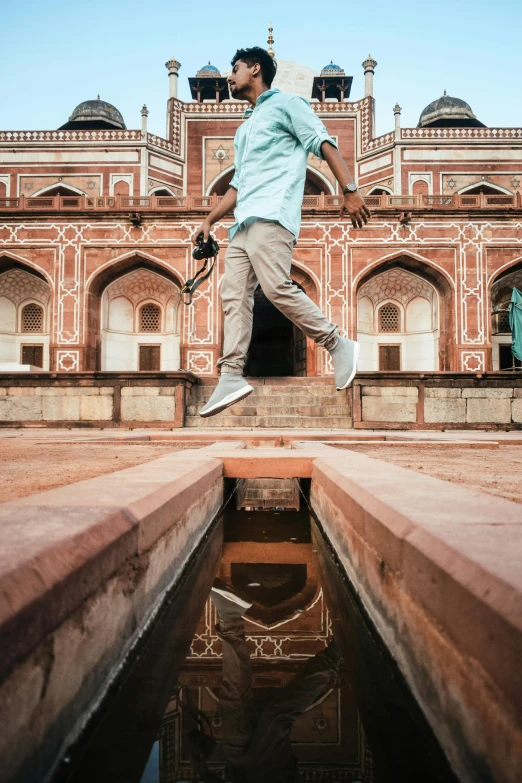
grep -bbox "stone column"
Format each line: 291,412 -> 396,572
362,55 -> 377,98
141,104 -> 149,137
165,58 -> 181,99
394,102 -> 401,139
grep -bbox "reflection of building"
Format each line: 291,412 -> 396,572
158,528 -> 372,782
1,30 -> 522,378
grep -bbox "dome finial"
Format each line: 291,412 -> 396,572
97,94 -> 100,100
444,89 -> 447,96
267,22 -> 275,57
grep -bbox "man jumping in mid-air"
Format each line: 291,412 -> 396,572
194,46 -> 370,418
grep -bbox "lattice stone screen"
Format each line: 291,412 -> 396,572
379,303 -> 400,332
498,310 -> 511,333
21,303 -> 44,332
139,303 -> 161,332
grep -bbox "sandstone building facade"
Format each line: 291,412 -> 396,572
1,45 -> 521,427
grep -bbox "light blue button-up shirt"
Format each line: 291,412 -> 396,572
228,88 -> 337,242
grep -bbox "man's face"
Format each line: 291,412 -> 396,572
227,59 -> 258,99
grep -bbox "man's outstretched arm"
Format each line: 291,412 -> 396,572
321,141 -> 371,229
193,187 -> 237,244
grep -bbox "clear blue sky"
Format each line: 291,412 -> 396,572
1,0 -> 520,138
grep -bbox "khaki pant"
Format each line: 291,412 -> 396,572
217,219 -> 338,374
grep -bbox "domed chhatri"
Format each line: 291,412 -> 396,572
196,62 -> 221,77
59,98 -> 126,131
418,91 -> 485,128
312,60 -> 352,102
321,61 -> 344,75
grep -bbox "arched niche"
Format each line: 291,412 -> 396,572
356,257 -> 452,371
32,182 -> 88,197
459,181 -> 513,196
208,168 -> 235,196
367,185 -> 393,196
0,260 -> 51,368
490,261 -> 522,370
113,180 -> 130,197
87,255 -> 183,371
304,167 -> 335,195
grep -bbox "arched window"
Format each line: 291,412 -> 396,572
21,302 -> 44,332
139,303 -> 161,332
379,303 -> 400,332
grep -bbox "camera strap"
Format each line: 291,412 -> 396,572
180,254 -> 217,306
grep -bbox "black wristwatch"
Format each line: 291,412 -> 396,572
343,181 -> 358,195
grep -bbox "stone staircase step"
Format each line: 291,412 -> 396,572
186,379 -> 353,429
187,404 -> 350,421
185,415 -> 352,428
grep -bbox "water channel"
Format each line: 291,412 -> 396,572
53,485 -> 459,783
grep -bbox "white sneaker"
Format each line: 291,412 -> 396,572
329,337 -> 360,390
199,374 -> 254,417
210,578 -> 253,623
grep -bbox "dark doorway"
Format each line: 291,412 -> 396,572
139,345 -> 161,371
21,344 -> 43,367
499,344 -> 521,370
379,344 -> 401,371
244,285 -> 307,377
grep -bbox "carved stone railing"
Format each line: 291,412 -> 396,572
401,127 -> 522,140
0,129 -> 143,143
0,192 -> 520,213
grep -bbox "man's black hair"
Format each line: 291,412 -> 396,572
231,47 -> 277,88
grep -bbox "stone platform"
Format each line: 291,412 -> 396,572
0,430 -> 521,782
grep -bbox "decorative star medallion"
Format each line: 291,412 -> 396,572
211,145 -> 230,163
446,178 -> 457,189
510,177 -> 521,189
86,180 -> 96,189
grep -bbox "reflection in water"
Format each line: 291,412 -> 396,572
58,504 -> 458,783
154,510 -> 370,783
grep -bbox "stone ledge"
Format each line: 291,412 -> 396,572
200,447 -> 316,478
300,442 -> 522,783
0,449 -> 224,683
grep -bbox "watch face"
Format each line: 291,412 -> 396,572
348,182 -> 357,192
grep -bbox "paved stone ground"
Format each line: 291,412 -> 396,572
338,444 -> 522,505
1,428 -> 521,504
0,441 -> 183,503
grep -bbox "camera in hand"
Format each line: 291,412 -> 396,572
192,232 -> 219,261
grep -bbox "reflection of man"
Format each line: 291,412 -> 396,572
194,46 -> 370,418
209,578 -> 342,783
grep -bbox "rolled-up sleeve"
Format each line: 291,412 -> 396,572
230,169 -> 240,190
285,96 -> 338,159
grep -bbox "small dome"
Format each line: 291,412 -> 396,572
197,62 -> 221,76
59,98 -> 126,130
322,62 -> 342,71
418,92 -> 485,128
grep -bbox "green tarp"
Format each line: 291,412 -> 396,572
509,287 -> 522,362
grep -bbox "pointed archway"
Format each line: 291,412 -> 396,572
355,254 -> 454,371
86,254 -> 183,371
0,257 -> 52,369
242,264 -> 319,378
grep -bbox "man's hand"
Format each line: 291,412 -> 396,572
340,191 -> 371,229
192,218 -> 212,245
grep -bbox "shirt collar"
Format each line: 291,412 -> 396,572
243,88 -> 281,118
